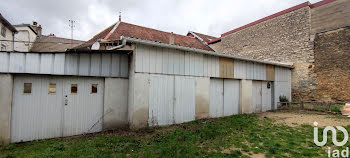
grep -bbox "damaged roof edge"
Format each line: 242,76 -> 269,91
122,36 -> 293,68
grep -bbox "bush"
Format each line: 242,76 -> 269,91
279,95 -> 289,102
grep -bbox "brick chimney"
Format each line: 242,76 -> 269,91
169,32 -> 175,45
31,21 -> 42,36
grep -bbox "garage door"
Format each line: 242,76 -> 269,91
11,75 -> 104,143
252,81 -> 272,113
210,79 -> 240,117
148,75 -> 196,126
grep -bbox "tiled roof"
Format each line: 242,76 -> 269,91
30,35 -> 84,52
188,31 -> 217,43
76,22 -> 214,51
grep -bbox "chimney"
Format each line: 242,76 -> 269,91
49,33 -> 55,37
119,11 -> 121,22
37,25 -> 42,36
169,32 -> 175,45
32,21 -> 37,26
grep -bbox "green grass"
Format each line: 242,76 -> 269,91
1,113 -> 348,158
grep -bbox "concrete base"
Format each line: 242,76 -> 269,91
128,73 -> 150,129
0,74 -> 13,145
195,77 -> 210,119
240,79 -> 253,114
103,78 -> 129,130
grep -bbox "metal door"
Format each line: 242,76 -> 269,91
209,79 -> 224,118
262,81 -> 272,112
252,81 -> 262,113
174,76 -> 196,124
223,79 -> 240,116
63,77 -> 104,137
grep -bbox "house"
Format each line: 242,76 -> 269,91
0,13 -> 17,51
207,0 -> 350,102
0,19 -> 292,144
13,22 -> 39,52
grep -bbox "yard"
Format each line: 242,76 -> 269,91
1,111 -> 350,158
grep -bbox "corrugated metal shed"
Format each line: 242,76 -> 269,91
0,52 -> 128,78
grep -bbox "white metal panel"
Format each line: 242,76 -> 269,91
274,81 -> 291,108
253,63 -> 266,80
234,60 -> 246,79
53,54 -> 65,75
155,47 -> 163,74
0,52 -> 9,72
262,81 -> 272,112
174,76 -> 196,124
40,54 -> 53,74
65,54 -> 78,75
148,75 -> 174,126
11,75 -> 63,142
246,61 -> 254,79
9,53 -> 25,73
149,46 -> 157,73
223,79 -> 240,116
63,77 -> 104,136
210,79 -> 224,118
90,54 -> 101,76
275,67 -> 291,82
162,47 -> 170,74
78,53 -> 90,76
120,54 -> 129,77
252,81 -> 262,113
25,53 -> 40,73
101,53 -> 111,76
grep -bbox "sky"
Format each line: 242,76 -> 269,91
0,0 -> 322,41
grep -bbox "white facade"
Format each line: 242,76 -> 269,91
0,22 -> 15,51
14,26 -> 37,52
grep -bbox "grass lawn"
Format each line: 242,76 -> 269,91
1,111 -> 349,158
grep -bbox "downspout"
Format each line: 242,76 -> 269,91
107,36 -> 126,50
12,32 -> 15,51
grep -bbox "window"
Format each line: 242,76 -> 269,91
1,44 -> 6,51
1,26 -> 6,37
23,83 -> 32,94
91,84 -> 98,93
71,84 -> 78,94
48,83 -> 56,94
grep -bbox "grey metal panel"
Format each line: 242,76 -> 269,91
53,54 -> 65,75
274,81 -> 292,107
25,53 -> 40,73
174,76 -> 196,124
148,74 -> 174,126
101,53 -> 111,76
261,81 -> 272,112
223,79 -> 240,116
209,78 -> 224,118
0,52 -> 9,72
194,53 -> 204,76
275,66 -> 291,82
120,54 -> 129,77
149,46 -> 157,73
78,53 -> 90,76
40,54 -> 53,74
253,63 -> 266,80
252,81 -> 262,113
246,61 -> 254,79
90,54 -> 101,76
172,49 -> 181,75
162,47 -> 170,74
65,54 -> 78,75
155,47 -> 163,74
234,60 -> 246,79
111,54 -> 121,77
9,53 -> 25,73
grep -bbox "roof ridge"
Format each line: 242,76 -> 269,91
40,35 -> 85,42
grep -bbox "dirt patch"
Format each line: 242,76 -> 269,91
260,111 -> 350,127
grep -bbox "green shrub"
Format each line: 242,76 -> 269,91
279,95 -> 289,102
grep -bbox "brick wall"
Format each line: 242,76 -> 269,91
211,6 -> 316,101
314,28 -> 350,102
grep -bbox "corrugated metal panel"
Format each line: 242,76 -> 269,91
174,76 -> 196,124
266,65 -> 275,81
253,63 -> 266,80
274,81 -> 292,107
252,81 -> 262,113
25,53 -> 40,73
148,75 -> 174,126
203,55 -> 220,77
0,52 -> 9,72
209,79 -> 224,117
234,60 -> 246,79
40,54 -> 53,74
275,66 -> 291,82
0,52 -> 128,78
9,53 -> 25,73
262,81 -> 272,112
11,75 -> 104,142
246,61 -> 254,79
223,79 -> 240,116
219,57 -> 234,78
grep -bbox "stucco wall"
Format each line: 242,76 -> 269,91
195,77 -> 210,119
0,74 -> 13,145
314,28 -> 350,102
103,78 -> 129,130
0,23 -> 15,51
210,6 -> 314,101
14,26 -> 37,52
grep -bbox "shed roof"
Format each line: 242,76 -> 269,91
76,21 -> 214,51
30,35 -> 85,52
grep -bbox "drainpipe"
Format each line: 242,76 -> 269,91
107,36 -> 126,50
12,32 -> 15,51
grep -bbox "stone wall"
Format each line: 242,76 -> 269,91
211,6 -> 315,101
314,28 -> 350,102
